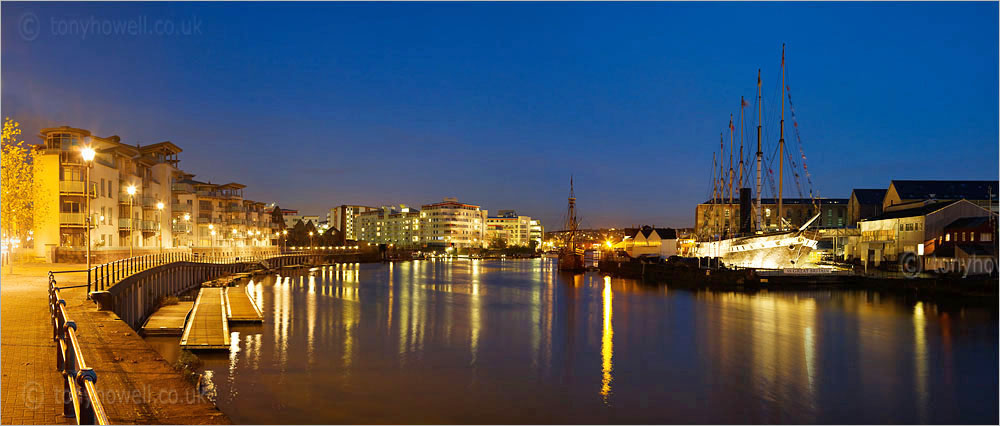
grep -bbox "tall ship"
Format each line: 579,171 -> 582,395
558,177 -> 585,271
694,44 -> 822,269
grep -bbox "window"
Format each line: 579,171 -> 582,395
62,168 -> 82,182
945,234 -> 951,242
982,233 -> 993,242
61,201 -> 80,213
101,179 -> 106,197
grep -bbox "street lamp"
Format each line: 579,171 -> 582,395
81,146 -> 95,293
309,231 -> 314,249
126,184 -> 136,257
282,229 -> 288,252
209,224 -> 214,248
156,201 -> 164,253
183,213 -> 191,247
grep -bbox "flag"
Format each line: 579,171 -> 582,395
741,98 -> 749,108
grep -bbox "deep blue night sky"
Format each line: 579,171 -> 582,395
3,2 -> 997,228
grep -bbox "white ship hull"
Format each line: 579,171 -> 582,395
695,230 -> 819,269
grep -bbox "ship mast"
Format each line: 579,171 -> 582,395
566,176 -> 577,251
738,96 -> 745,190
712,152 -> 718,238
719,133 -> 725,237
728,115 -> 734,205
778,43 -> 786,230
755,69 -> 764,232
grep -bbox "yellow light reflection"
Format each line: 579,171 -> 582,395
913,302 -> 928,423
600,275 -> 614,403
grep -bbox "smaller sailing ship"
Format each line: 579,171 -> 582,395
558,177 -> 585,271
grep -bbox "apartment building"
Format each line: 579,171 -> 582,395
171,175 -> 275,247
327,205 -> 378,243
356,205 -> 422,248
33,127 -> 178,257
32,125 -> 274,258
486,210 -> 535,247
420,198 -> 487,249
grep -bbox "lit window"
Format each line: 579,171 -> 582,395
982,233 -> 993,242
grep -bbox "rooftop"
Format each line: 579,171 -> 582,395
891,180 -> 999,200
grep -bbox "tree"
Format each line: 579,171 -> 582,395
488,234 -> 507,249
1,118 -> 35,272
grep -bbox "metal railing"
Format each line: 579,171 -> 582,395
48,272 -> 111,425
87,248 -> 284,293
60,212 -> 87,226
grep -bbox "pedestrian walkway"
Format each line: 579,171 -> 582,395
1,264 -> 75,425
1,263 -> 230,424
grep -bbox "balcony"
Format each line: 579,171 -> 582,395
172,183 -> 194,193
59,212 -> 86,226
139,220 -> 158,232
59,180 -> 96,197
228,219 -> 246,225
197,216 -> 210,224
140,196 -> 158,209
226,205 -> 246,213
58,151 -> 84,165
172,223 -> 192,233
118,218 -> 133,230
172,203 -> 190,212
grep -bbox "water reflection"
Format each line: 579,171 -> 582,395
600,275 -> 613,404
143,259 -> 997,425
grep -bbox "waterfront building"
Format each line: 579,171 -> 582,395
695,197 -> 848,237
486,210 -> 535,247
853,199 -> 992,264
171,175 -> 274,247
622,226 -> 678,258
529,220 -> 544,246
847,188 -> 887,227
355,205 -> 422,248
32,127 -> 179,258
419,198 -> 487,249
282,209 -> 320,229
923,216 -> 997,275
328,204 -> 378,243
883,180 -> 999,212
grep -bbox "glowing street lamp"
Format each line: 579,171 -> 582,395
126,184 -> 136,257
309,231 -> 314,249
156,202 -> 165,253
81,146 -> 96,293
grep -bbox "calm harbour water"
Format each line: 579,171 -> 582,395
147,258 -> 997,424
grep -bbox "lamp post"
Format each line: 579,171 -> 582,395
81,147 -> 95,293
156,201 -> 164,253
309,231 -> 314,250
183,213 -> 191,247
209,224 -> 215,249
126,184 -> 136,257
282,229 -> 288,252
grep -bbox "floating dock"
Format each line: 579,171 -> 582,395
225,285 -> 263,322
141,301 -> 194,336
180,288 -> 230,350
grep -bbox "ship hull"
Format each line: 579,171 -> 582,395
558,252 -> 584,271
695,230 -> 819,269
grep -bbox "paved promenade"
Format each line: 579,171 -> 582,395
1,263 -> 229,425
